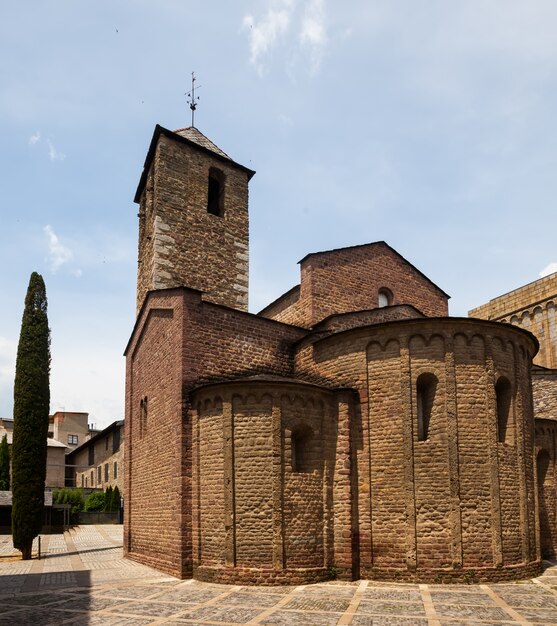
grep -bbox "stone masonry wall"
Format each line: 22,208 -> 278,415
191,381 -> 345,585
533,368 -> 557,421
136,133 -> 250,313
71,430 -> 124,495
294,318 -> 540,581
470,272 -> 557,368
261,243 -> 449,328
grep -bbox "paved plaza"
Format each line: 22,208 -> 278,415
0,526 -> 556,625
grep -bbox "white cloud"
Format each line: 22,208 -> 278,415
243,0 -> 295,74
299,0 -> 327,72
44,224 -> 73,272
47,139 -> 66,161
243,0 -> 328,75
540,262 -> 557,278
28,131 -> 41,145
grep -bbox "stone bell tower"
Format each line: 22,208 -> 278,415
134,125 -> 255,313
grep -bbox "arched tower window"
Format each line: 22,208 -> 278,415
378,288 -> 392,308
495,377 -> 512,443
416,373 -> 437,441
291,425 -> 313,473
207,167 -> 225,216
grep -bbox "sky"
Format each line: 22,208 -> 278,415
1,0 -> 556,429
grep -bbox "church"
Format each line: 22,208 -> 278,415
124,123 -> 556,584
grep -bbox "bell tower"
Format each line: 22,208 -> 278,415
134,125 -> 255,313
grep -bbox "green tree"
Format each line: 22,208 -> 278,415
0,433 -> 10,490
11,272 -> 50,560
104,485 -> 113,511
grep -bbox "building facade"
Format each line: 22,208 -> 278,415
125,124 -> 548,584
66,420 -> 124,493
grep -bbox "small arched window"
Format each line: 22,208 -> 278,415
495,377 -> 512,444
291,425 -> 313,473
207,167 -> 225,216
416,373 -> 437,441
378,288 -> 392,308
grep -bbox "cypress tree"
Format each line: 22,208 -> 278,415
0,433 -> 10,490
111,485 -> 121,512
104,485 -> 113,511
11,272 -> 50,560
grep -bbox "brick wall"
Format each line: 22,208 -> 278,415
125,293 -> 186,577
126,288 -> 306,579
260,242 -> 449,327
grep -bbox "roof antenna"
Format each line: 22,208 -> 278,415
185,71 -> 201,128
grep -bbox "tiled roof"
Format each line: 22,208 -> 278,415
173,127 -> 232,161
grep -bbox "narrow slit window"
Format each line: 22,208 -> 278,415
416,373 -> 437,441
291,425 -> 313,473
496,377 -> 512,443
207,168 -> 225,216
140,397 -> 148,437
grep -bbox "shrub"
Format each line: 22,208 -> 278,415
53,488 -> 84,523
84,491 -> 106,512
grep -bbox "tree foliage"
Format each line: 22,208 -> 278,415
104,485 -> 113,511
53,487 -> 84,523
0,433 -> 10,490
84,491 -> 106,512
111,485 -> 121,512
11,272 -> 50,559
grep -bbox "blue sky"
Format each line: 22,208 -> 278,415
1,1 -> 556,429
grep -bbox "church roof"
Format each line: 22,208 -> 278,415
134,124 -> 255,203
173,127 -> 232,161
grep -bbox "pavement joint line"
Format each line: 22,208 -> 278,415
532,576 -> 557,597
244,583 -> 309,624
480,584 -> 532,625
419,583 -> 441,626
336,578 -> 368,625
95,524 -> 125,547
63,530 -> 87,572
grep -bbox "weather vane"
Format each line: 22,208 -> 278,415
185,71 -> 201,127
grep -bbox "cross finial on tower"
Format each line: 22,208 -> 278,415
185,71 -> 201,128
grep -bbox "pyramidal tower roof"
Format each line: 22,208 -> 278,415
173,126 -> 232,161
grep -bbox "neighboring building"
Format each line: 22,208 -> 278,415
470,272 -> 557,560
0,427 -> 67,489
48,411 -> 99,452
66,420 -> 124,494
124,124 -> 549,584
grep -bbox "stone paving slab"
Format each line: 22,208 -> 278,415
1,527 -> 557,624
